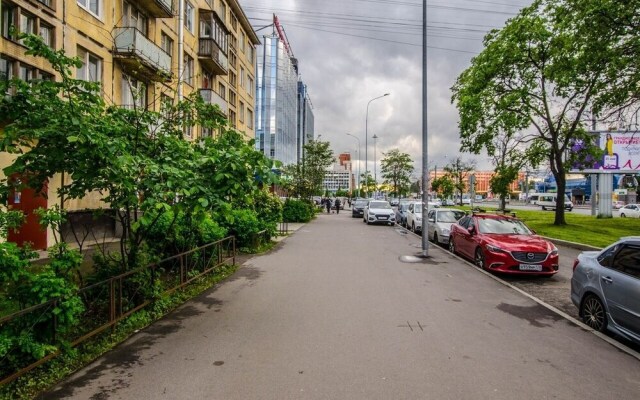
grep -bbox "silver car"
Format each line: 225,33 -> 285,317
571,236 -> 640,344
426,208 -> 466,245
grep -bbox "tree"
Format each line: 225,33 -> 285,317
431,175 -> 455,200
451,0 -> 613,225
443,157 -> 474,204
281,140 -> 334,200
380,149 -> 414,198
360,171 -> 376,197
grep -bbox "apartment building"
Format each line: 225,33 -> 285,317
0,0 -> 259,248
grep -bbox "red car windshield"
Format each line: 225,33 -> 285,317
477,217 -> 532,235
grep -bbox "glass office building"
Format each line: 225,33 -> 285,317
297,81 -> 315,163
255,35 -> 299,165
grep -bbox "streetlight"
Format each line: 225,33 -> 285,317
373,134 -> 379,196
365,93 -> 390,196
346,133 -> 361,196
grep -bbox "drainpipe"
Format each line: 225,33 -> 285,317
177,0 -> 184,100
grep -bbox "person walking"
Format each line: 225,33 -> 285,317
325,198 -> 332,214
334,198 -> 341,214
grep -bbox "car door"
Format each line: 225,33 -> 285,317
599,244 -> 640,336
427,210 -> 436,240
631,205 -> 640,218
454,216 -> 472,258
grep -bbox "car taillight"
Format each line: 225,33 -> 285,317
572,259 -> 579,272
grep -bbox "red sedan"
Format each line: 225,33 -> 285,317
448,213 -> 559,276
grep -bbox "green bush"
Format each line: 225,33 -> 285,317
226,209 -> 262,248
254,189 -> 283,236
283,199 -> 314,222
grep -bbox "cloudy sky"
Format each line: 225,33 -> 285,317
241,0 -> 533,176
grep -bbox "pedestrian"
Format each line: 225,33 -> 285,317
335,198 -> 341,214
347,198 -> 352,208
325,198 -> 332,213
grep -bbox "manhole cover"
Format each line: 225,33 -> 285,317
400,255 -> 442,264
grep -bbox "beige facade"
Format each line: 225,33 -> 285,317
1,0 -> 260,247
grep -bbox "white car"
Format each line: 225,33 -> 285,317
364,200 -> 396,225
426,208 -> 466,245
619,204 -> 640,218
406,201 -> 425,233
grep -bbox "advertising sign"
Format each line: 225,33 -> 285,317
570,131 -> 640,173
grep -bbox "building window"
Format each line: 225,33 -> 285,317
239,67 -> 244,88
229,109 -> 236,128
239,101 -> 244,123
218,1 -> 226,23
247,45 -> 254,65
161,32 -> 173,57
228,89 -> 236,107
201,126 -> 212,139
121,76 -> 146,109
123,1 -> 148,34
77,0 -> 101,17
39,22 -> 54,47
230,12 -> 237,31
77,47 -> 102,83
247,108 -> 253,129
218,83 -> 226,100
184,1 -> 194,33
184,53 -> 194,86
248,76 -> 254,96
240,31 -> 245,53
19,11 -> 36,45
229,71 -> 236,87
1,55 -> 13,80
37,0 -> 54,8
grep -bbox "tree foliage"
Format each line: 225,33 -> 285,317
443,157 -> 475,204
281,140 -> 334,200
451,0 -> 635,225
380,149 -> 413,197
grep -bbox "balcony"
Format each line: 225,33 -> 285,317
113,27 -> 172,82
199,89 -> 227,115
198,38 -> 228,75
137,0 -> 173,18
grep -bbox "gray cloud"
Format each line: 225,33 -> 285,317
243,0 -> 530,174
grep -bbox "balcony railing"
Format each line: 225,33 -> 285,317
113,27 -> 172,81
199,89 -> 227,114
198,38 -> 228,75
138,0 -> 173,18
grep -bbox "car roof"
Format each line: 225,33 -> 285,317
470,213 -> 517,220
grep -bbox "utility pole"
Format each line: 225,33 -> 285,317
421,0 -> 429,256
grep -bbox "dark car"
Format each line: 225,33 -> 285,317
571,237 -> 640,344
449,213 -> 559,276
352,199 -> 368,218
395,202 -> 411,227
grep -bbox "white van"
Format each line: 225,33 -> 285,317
537,193 -> 573,211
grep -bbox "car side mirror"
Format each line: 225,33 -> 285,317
429,217 -> 435,222
467,226 -> 475,235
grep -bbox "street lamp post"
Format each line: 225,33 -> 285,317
346,133 -> 361,197
373,134 -> 379,196
365,93 -> 390,196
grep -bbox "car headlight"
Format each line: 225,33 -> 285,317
486,244 -> 504,253
550,246 -> 558,256
416,217 -> 422,222
441,228 -> 450,235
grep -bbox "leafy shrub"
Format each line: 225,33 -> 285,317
283,199 -> 314,222
226,209 -> 261,248
254,189 -> 283,236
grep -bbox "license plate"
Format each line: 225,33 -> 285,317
379,216 -> 388,220
519,264 -> 542,271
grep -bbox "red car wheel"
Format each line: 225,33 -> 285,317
474,247 -> 485,269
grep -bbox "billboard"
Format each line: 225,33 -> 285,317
570,131 -> 640,173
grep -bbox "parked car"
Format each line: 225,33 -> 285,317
364,200 -> 396,225
571,237 -> 640,344
406,201 -> 425,233
448,213 -> 559,276
352,198 -> 369,218
612,200 -> 625,209
443,198 -> 456,206
537,193 -> 573,212
426,208 -> 466,246
389,198 -> 400,206
395,202 -> 411,227
618,204 -> 640,218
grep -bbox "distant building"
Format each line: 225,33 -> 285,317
323,163 -> 352,194
297,81 -> 314,162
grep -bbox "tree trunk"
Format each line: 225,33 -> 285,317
552,161 -> 567,226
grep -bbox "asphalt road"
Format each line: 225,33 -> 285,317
44,213 -> 640,399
